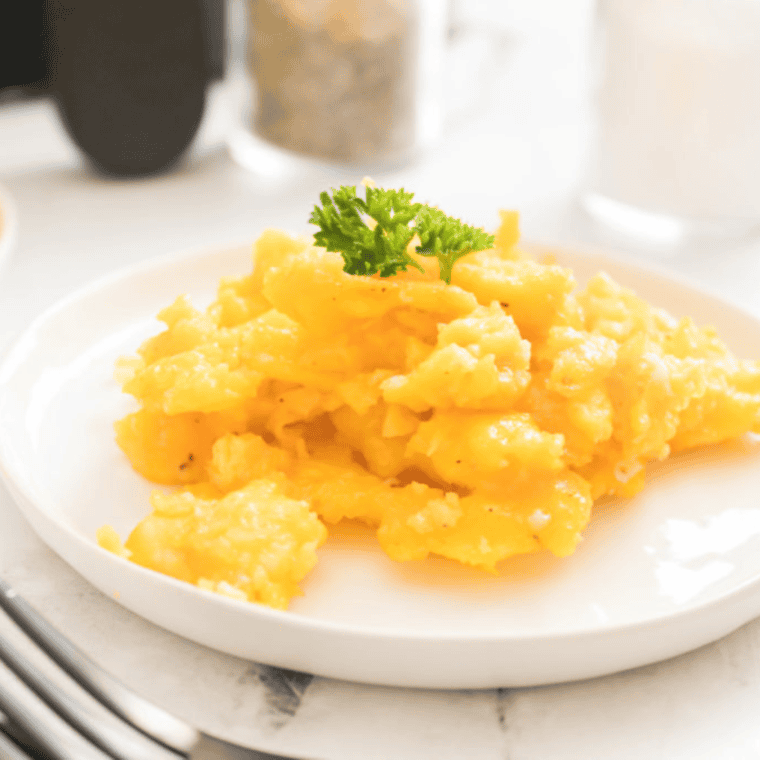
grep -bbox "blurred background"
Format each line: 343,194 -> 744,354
0,0 -> 599,249
5,0 -> 760,235
0,0 -> 593,180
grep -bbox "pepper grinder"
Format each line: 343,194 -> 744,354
47,0 -> 210,176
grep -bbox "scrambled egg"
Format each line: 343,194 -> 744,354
98,213 -> 760,609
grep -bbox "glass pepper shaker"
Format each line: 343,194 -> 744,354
226,0 -> 448,173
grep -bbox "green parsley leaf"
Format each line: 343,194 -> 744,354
414,206 -> 495,284
309,185 -> 494,283
309,186 -> 424,278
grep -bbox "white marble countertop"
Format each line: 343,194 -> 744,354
3,2 -> 760,757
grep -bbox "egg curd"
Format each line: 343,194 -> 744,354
98,213 -> 760,609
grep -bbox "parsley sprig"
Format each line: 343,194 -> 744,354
309,185 -> 494,283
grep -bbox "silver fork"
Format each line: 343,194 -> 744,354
0,578 -> 304,760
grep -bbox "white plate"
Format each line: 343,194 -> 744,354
2,242 -> 760,690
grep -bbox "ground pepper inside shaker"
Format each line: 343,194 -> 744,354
246,0 -> 419,165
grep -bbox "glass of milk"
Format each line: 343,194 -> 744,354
583,0 -> 760,245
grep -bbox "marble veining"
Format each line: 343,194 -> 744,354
245,665 -> 315,729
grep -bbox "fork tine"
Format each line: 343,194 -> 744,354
0,660 -> 112,760
0,627 -> 183,760
0,725 -> 38,760
0,578 -> 198,754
